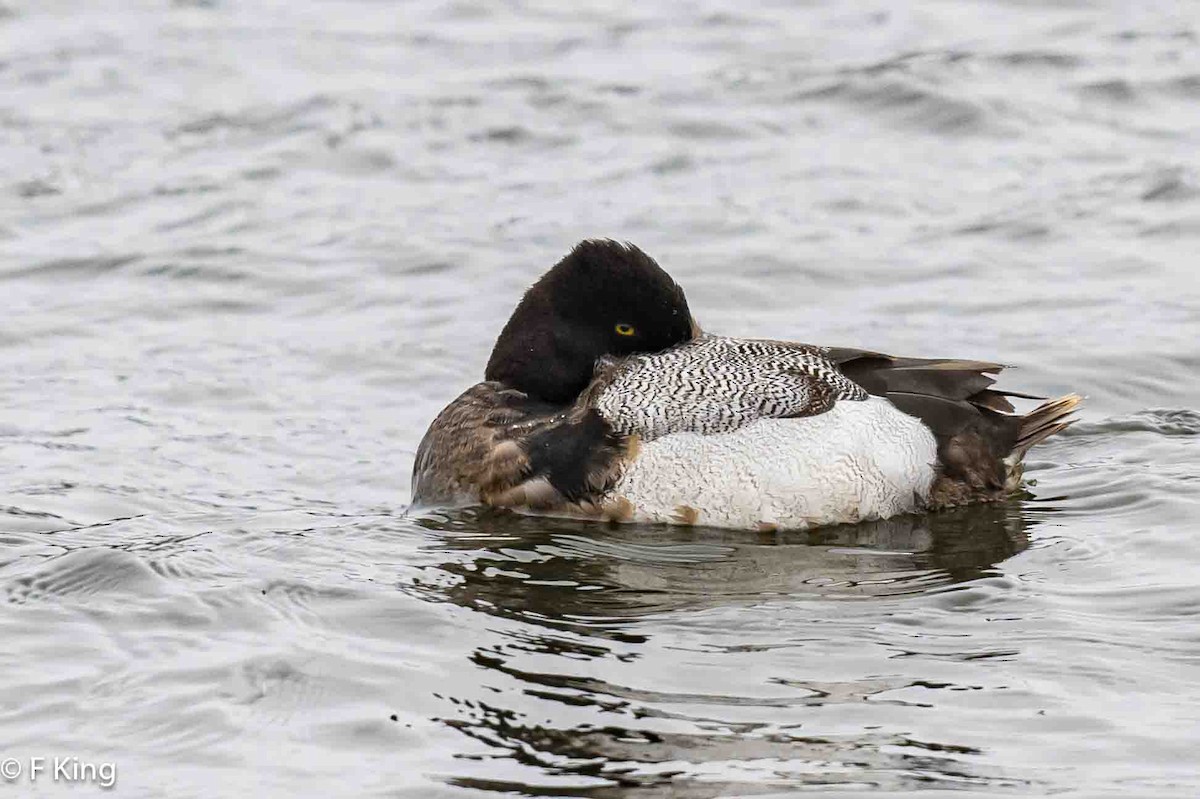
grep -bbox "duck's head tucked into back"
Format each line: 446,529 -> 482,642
484,239 -> 698,404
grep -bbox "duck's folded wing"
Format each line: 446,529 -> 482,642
824,347 -> 1025,429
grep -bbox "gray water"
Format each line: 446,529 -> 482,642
1,1 -> 1198,796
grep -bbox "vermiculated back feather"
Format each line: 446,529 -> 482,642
591,336 -> 867,439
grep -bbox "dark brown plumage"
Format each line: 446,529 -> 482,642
410,381 -> 635,515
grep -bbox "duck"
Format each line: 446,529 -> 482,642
412,239 -> 1080,531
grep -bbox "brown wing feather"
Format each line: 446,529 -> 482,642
827,347 -> 1080,507
827,348 -> 1022,442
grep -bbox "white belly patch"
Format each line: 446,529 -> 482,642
608,397 -> 938,530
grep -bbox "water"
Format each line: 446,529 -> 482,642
1,1 -> 1198,796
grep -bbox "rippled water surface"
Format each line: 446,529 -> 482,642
2,1 -> 1199,796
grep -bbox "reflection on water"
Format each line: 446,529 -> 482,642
414,503 -> 1030,619
408,505 -> 1033,795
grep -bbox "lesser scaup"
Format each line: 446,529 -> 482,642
412,239 -> 1080,530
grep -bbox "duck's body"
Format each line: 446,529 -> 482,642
412,241 -> 1080,531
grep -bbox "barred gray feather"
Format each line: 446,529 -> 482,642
592,335 -> 868,439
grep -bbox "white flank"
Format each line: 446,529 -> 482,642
609,397 -> 938,530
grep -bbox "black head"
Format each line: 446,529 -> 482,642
485,239 -> 697,403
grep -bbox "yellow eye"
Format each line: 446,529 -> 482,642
615,323 -> 636,337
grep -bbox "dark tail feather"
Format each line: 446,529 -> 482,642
828,346 -> 1082,504
1011,393 -> 1083,462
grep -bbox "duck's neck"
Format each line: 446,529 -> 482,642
484,298 -> 598,405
